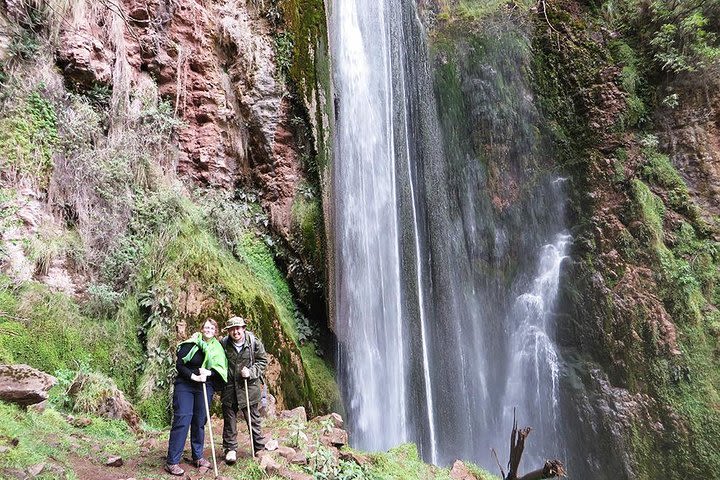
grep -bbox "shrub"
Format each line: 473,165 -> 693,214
85,282 -> 123,317
612,0 -> 720,74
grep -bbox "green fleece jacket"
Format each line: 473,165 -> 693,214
179,333 -> 228,382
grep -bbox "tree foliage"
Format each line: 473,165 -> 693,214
604,0 -> 720,73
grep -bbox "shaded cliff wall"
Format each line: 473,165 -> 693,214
530,0 -> 720,478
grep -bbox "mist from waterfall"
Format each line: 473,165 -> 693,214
330,0 -> 570,470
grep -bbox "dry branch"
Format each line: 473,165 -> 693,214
500,409 -> 566,480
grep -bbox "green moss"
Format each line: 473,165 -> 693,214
640,152 -> 691,211
0,281 -> 135,386
235,232 -> 297,339
625,153 -> 720,480
135,391 -> 171,428
368,443 -> 460,480
300,344 -> 339,413
0,90 -> 58,186
127,214 -> 336,421
464,463 -> 500,480
291,192 -> 324,267
631,179 -> 665,246
280,0 -> 327,102
435,0 -> 533,24
0,403 -> 72,472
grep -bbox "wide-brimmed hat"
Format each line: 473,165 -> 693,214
223,316 -> 247,330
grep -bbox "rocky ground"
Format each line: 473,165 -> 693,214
2,404 -> 351,480
0,362 -> 494,480
1,405 -> 497,480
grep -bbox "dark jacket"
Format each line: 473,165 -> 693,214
221,332 -> 267,409
175,342 -> 225,391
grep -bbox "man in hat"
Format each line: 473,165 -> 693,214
220,315 -> 268,463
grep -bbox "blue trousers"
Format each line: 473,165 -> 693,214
166,381 -> 214,465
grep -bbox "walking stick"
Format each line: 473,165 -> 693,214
244,378 -> 255,457
202,382 -> 219,478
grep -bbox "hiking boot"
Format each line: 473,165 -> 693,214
225,450 -> 237,464
194,458 -> 211,468
164,464 -> 184,476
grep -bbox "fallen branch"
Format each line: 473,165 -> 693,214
498,409 -> 566,480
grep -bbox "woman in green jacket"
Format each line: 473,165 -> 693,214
164,319 -> 228,476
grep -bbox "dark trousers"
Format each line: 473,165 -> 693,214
166,381 -> 214,465
222,400 -> 265,453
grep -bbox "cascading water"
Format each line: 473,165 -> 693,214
330,0 -> 409,452
331,0 -> 572,471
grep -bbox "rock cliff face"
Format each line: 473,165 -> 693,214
3,0 -> 717,476
530,1 -> 720,478
660,81 -> 720,225
46,0 -> 328,285
0,0 -> 335,422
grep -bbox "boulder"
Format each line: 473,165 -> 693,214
279,406 -> 307,423
277,446 -> 296,459
0,364 -> 57,407
339,450 -> 369,466
259,454 -> 281,474
105,456 -> 123,467
312,412 -> 344,429
27,400 -> 47,413
450,460 -> 476,480
27,463 -> 45,476
279,469 -> 313,480
265,438 -> 279,451
68,373 -> 141,430
321,427 -> 348,448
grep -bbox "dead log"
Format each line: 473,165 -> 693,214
494,409 -> 566,480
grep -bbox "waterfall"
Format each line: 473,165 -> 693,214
331,0 -> 408,451
330,0 -> 570,470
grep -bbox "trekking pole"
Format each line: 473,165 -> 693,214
244,378 -> 255,457
202,382 -> 219,478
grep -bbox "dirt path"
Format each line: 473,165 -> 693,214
67,417 -> 256,480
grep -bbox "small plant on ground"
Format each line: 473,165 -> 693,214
287,419 -> 308,449
320,416 -> 335,434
